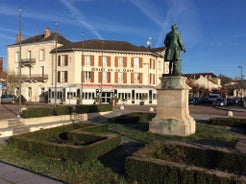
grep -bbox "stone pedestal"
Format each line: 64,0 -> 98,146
149,75 -> 196,136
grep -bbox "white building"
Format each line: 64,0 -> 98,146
49,40 -> 166,105
7,28 -> 70,102
7,29 -> 166,105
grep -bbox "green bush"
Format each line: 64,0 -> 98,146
9,123 -> 121,162
209,118 -> 246,127
21,108 -> 53,118
53,105 -> 73,115
75,104 -> 112,114
125,141 -> 246,184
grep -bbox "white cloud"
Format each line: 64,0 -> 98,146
58,0 -> 103,40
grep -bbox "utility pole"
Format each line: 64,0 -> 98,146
100,41 -> 104,104
54,22 -> 58,108
81,32 -> 84,105
17,8 -> 22,118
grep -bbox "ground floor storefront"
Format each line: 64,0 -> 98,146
48,84 -> 157,105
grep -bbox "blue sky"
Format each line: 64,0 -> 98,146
0,0 -> 245,79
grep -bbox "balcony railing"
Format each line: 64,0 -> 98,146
21,58 -> 36,67
21,74 -> 48,82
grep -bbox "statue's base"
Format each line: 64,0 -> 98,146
149,76 -> 196,136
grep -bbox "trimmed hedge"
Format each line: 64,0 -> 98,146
108,112 -> 155,124
125,141 -> 246,184
21,104 -> 112,118
209,118 -> 246,127
75,104 -> 112,114
9,123 -> 121,162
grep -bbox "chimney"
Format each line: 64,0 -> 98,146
44,28 -> 51,38
16,32 -> 23,43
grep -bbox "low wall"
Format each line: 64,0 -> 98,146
0,113 -> 88,138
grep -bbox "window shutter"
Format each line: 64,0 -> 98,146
123,73 -> 127,83
58,71 -> 60,82
65,71 -> 68,82
107,72 -> 111,83
108,56 -> 111,67
140,57 -> 143,68
131,73 -> 134,83
139,73 -> 143,83
115,56 -> 118,67
91,72 -> 94,82
150,59 -> 152,69
65,55 -> 68,66
98,72 -> 102,83
81,71 -> 84,82
82,54 -> 84,66
91,55 -> 94,66
58,55 -> 61,66
153,74 -> 155,84
115,72 -> 118,83
124,57 -> 127,67
131,57 -> 134,67
98,56 -> 102,66
149,73 -> 152,84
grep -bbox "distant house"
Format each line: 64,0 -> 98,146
0,57 -> 7,95
185,73 -> 221,97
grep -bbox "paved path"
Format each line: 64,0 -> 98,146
0,161 -> 64,184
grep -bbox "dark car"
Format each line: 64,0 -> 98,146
212,98 -> 226,106
0,94 -> 16,104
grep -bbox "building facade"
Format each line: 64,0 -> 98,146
49,40 -> 165,105
7,30 -> 166,105
7,28 -> 70,102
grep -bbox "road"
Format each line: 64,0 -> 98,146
0,103 -> 245,120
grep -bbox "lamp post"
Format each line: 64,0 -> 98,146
238,66 -> 243,99
100,41 -> 104,104
18,8 -> 22,117
54,22 -> 58,108
81,32 -> 84,105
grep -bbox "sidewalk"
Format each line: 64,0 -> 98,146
0,161 -> 64,184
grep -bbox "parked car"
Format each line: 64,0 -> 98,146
208,94 -> 220,104
212,98 -> 226,106
0,94 -> 16,104
227,98 -> 239,106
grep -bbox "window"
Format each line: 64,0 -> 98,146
40,49 -> 45,61
102,56 -> 108,67
85,71 -> 91,82
58,71 -> 68,82
40,66 -> 44,76
134,57 -> 139,68
118,57 -> 124,67
28,87 -> 32,98
15,52 -> 19,62
102,71 -> 107,82
118,72 -> 123,83
85,55 -> 91,66
58,55 -> 68,66
27,51 -> 31,59
134,73 -> 140,83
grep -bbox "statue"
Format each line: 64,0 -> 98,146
164,24 -> 186,75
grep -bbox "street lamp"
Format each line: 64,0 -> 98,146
18,8 -> 22,117
81,32 -> 84,105
54,22 -> 58,108
238,66 -> 243,99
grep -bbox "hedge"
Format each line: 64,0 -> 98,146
21,104 -> 112,118
125,141 -> 245,184
9,123 -> 121,162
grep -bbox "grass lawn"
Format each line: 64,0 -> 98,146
0,115 -> 243,184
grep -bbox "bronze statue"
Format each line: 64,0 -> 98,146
164,24 -> 186,75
